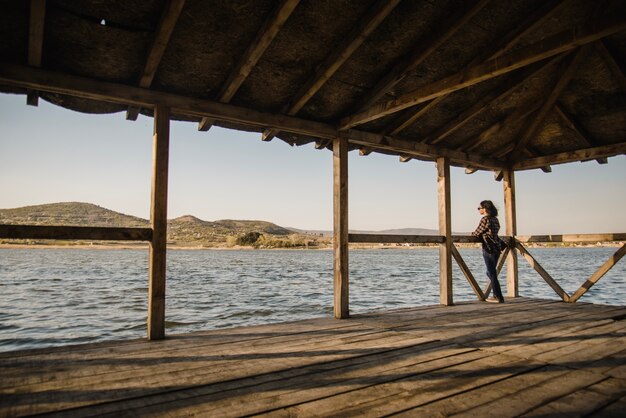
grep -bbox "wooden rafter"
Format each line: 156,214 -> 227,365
0,63 -> 505,170
425,55 -> 563,146
512,143 -> 626,170
27,0 -> 46,106
262,0 -> 400,142
339,15 -> 626,130
595,40 -> 626,91
198,0 -> 300,131
555,103 -> 607,164
554,102 -> 594,148
386,0 -> 567,137
462,100 -> 542,153
126,0 -> 186,121
508,46 -> 591,161
352,0 -> 489,114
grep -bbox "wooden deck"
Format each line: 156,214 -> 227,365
1,297 -> 625,417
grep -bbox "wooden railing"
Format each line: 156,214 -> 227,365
0,224 -> 152,242
514,234 -> 626,303
349,233 -> 625,303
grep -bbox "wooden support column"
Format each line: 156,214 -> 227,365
333,137 -> 349,319
148,105 -> 170,340
437,157 -> 453,305
503,169 -> 519,297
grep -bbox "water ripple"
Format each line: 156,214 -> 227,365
0,247 -> 624,352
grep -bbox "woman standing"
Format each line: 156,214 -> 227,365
472,200 -> 505,303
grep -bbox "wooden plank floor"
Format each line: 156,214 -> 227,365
1,297 -> 625,417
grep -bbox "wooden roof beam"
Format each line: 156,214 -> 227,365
595,40 -> 626,92
198,0 -> 300,131
27,0 -> 46,106
508,46 -> 591,161
126,0 -> 186,121
352,0 -> 490,114
424,55 -> 564,146
513,143 -> 626,170
339,14 -> 626,130
262,0 -> 400,142
0,63 -> 505,170
386,0 -> 567,136
554,102 -> 608,164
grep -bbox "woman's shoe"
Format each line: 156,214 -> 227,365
485,297 -> 502,303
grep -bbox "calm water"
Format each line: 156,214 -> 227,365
1,247 -> 624,352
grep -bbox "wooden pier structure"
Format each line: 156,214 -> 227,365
2,298 -> 625,417
1,1 -> 626,415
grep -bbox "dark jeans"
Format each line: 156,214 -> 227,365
483,249 -> 504,301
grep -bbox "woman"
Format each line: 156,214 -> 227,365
472,200 -> 505,303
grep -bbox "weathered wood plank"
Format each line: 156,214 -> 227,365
516,242 -> 570,301
451,244 -> 485,300
0,64 -> 505,170
569,243 -> 626,302
148,105 -> 170,340
521,377 -> 626,417
354,0 -> 490,111
1,298 -> 623,417
26,0 -> 46,106
333,137 -> 349,319
0,224 -> 152,241
508,46 -> 591,161
437,157 -> 453,305
512,143 -> 626,170
272,353 -> 538,417
339,14 -> 626,129
395,365 -> 571,417
88,341 -> 473,418
450,369 -> 607,418
504,169 -> 519,297
126,0 -> 186,120
199,0 -> 300,131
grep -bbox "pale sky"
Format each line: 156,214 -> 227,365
1,93 -> 625,234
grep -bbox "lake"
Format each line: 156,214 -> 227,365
1,247 -> 624,352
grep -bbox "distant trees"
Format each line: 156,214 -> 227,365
235,232 -> 263,246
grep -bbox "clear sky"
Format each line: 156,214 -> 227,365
1,93 -> 624,234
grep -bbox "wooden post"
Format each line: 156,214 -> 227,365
333,137 -> 349,319
437,157 -> 453,305
503,169 -> 519,297
148,105 -> 170,340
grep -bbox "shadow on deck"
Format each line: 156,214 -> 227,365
1,297 -> 625,417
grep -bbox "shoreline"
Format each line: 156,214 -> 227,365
0,243 -> 622,250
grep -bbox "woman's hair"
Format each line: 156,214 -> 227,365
480,200 -> 498,217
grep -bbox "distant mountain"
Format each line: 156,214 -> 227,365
0,202 -> 299,246
0,202 -> 453,246
289,227 -> 442,236
0,202 -> 149,228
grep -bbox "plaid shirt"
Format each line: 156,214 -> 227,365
472,215 -> 501,253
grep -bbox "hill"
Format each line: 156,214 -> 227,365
0,202 -> 149,228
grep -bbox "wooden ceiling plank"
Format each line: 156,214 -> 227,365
126,0 -> 186,121
508,46 -> 591,161
352,0 -> 490,113
0,63 -> 505,170
339,15 -> 626,130
425,55 -> 563,146
198,0 -> 300,131
513,143 -> 626,170
262,0 -> 400,142
27,0 -> 46,107
595,40 -> 626,92
555,102 -> 608,165
387,0 -> 566,136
